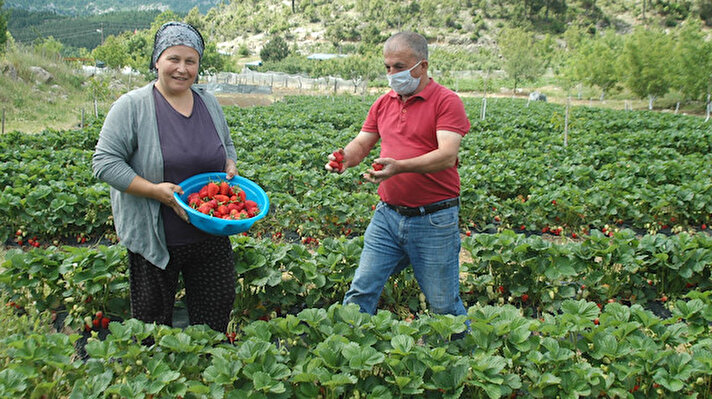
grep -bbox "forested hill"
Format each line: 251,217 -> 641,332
4,0 -> 222,15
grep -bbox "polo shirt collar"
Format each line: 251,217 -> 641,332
388,78 -> 435,101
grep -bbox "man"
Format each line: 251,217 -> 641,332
325,32 -> 470,318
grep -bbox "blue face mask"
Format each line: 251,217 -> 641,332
387,60 -> 423,95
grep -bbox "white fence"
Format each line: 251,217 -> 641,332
202,68 -> 369,95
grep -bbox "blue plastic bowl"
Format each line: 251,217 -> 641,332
173,172 -> 270,236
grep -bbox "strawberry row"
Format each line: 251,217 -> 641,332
1,96 -> 710,245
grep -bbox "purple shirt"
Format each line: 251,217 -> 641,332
154,87 -> 226,245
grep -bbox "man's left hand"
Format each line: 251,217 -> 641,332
364,157 -> 396,184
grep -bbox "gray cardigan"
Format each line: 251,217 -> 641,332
92,82 -> 237,269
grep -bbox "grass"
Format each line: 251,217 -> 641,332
1,44 -> 148,134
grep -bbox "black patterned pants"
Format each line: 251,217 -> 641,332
127,236 -> 235,333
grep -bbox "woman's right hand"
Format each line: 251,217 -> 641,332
126,176 -> 190,223
155,182 -> 189,223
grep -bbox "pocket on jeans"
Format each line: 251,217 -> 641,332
428,208 -> 458,227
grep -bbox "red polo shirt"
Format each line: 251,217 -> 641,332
362,79 -> 470,207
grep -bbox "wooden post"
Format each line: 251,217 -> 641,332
564,97 -> 570,147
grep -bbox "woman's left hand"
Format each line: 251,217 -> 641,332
225,159 -> 238,180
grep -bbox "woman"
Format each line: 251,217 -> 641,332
92,21 -> 237,333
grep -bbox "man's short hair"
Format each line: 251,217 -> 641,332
385,32 -> 428,61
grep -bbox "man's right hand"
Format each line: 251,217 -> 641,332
325,148 -> 346,173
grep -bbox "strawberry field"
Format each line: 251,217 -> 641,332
2,96 -> 712,398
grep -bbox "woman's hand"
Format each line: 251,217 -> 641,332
225,159 -> 238,180
155,182 -> 189,223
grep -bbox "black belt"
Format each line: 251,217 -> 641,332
385,198 -> 460,217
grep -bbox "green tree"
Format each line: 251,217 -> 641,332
619,27 -> 673,109
92,35 -> 128,68
576,30 -> 621,100
0,0 -> 7,53
33,36 -> 63,58
498,27 -> 547,93
671,19 -> 712,103
184,7 -> 205,32
200,42 -> 233,74
260,35 -> 290,62
150,10 -> 181,32
339,54 -> 381,93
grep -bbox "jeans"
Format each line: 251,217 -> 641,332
343,200 -> 467,316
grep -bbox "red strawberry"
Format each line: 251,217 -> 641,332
328,160 -> 342,170
198,186 -> 209,198
92,318 -> 100,329
207,182 -> 220,198
217,205 -> 229,215
244,200 -> 258,209
219,181 -> 231,196
188,193 -> 201,207
237,190 -> 246,203
521,294 -> 529,302
594,318 -> 600,325
101,317 -> 110,329
95,311 -> 103,319
198,203 -> 213,215
372,162 -> 384,171
214,194 -> 230,203
332,150 -> 344,163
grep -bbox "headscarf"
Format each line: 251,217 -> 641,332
150,21 -> 205,71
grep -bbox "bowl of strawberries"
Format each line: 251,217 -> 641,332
173,172 -> 270,236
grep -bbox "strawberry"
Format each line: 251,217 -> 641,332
198,186 -> 209,198
188,193 -> 201,207
237,190 -> 246,203
593,318 -> 600,325
101,317 -> 110,329
92,318 -> 100,329
95,311 -> 103,319
521,294 -> 529,302
207,182 -> 220,198
214,194 -> 230,203
332,150 -> 344,163
219,181 -> 231,196
372,162 -> 384,171
328,160 -> 342,171
217,205 -> 229,215
198,203 -> 213,215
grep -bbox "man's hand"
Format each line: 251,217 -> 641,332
325,149 -> 346,173
363,157 -> 396,184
